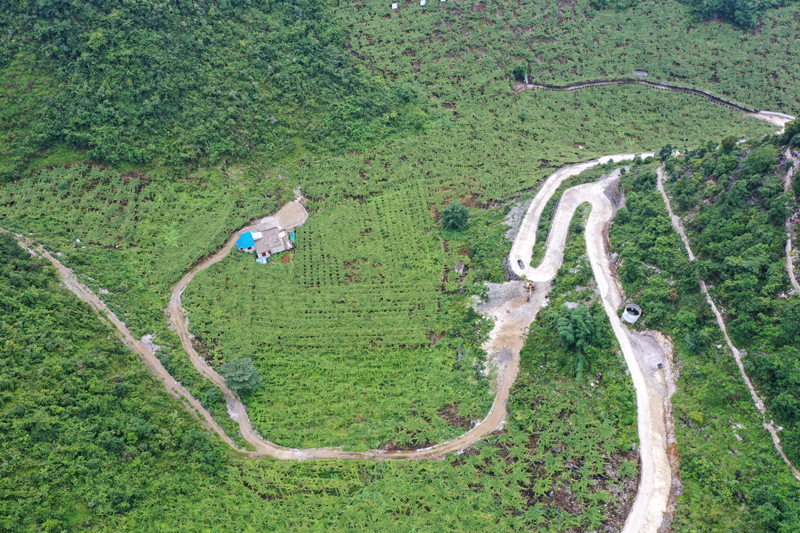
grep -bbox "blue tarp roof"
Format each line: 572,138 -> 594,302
236,232 -> 256,250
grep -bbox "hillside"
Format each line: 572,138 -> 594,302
1,0 -> 800,531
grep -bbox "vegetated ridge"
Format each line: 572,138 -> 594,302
657,166 -> 800,481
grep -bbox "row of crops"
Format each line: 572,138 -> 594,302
183,183 -> 494,449
339,0 -> 800,112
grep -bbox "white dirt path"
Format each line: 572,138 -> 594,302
510,155 -> 674,533
657,167 -> 800,481
784,148 -> 800,293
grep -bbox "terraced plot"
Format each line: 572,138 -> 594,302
183,186 -> 494,449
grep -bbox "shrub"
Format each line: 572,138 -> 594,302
442,202 -> 470,231
219,358 -> 263,395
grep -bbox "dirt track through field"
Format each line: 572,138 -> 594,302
2,88 -> 796,527
657,167 -> 800,481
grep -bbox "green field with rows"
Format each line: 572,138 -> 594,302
3,0 -> 800,529
184,185 -> 495,449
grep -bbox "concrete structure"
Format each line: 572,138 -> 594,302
632,70 -> 649,77
236,227 -> 293,262
622,304 -> 642,324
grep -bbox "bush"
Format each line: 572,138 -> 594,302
442,201 -> 470,231
219,358 -> 263,395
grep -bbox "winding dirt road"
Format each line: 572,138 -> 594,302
4,154 -> 681,531
657,167 -> 800,481
510,157 -> 677,533
4,95 -> 796,526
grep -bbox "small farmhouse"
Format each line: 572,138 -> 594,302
235,227 -> 293,262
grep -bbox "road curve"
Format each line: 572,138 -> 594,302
657,167 -> 800,481
510,155 -> 675,533
7,149 -> 794,532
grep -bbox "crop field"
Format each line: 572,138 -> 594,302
183,184 -> 497,449
338,0 -> 800,113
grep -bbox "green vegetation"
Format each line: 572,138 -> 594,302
556,304 -> 604,380
3,0 -> 800,529
663,137 -> 800,467
183,184 -> 494,449
0,0 -> 421,175
4,0 -> 796,180
0,232 -> 228,532
219,357 -> 262,396
336,0 -> 800,116
602,0 -> 800,29
1,214 -> 642,532
679,0 -> 800,29
442,201 -> 470,231
610,161 -> 800,532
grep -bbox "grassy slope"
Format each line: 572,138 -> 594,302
1,214 -> 642,532
338,0 -> 800,112
183,184 -> 495,449
1,0 -> 799,528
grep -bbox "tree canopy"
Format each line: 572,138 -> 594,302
219,358 -> 263,395
442,202 -> 470,231
0,0 -> 421,172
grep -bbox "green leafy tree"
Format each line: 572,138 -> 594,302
720,135 -> 738,153
556,304 -> 602,379
442,201 -> 470,231
659,144 -> 674,162
781,119 -> 800,143
743,145 -> 778,175
219,358 -> 263,395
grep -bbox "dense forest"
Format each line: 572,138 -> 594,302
0,0 -> 421,176
678,0 -> 800,28
662,131 -> 800,466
